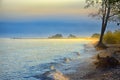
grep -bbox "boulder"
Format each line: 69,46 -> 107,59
48,70 -> 69,80
35,70 -> 69,80
95,55 -> 119,69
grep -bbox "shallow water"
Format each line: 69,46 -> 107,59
0,39 -> 93,80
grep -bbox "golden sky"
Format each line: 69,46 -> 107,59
0,0 -> 97,18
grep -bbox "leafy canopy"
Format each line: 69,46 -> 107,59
85,0 -> 120,22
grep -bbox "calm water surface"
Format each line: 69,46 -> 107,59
0,39 -> 92,80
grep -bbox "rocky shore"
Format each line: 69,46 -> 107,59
33,43 -> 120,80
66,44 -> 120,80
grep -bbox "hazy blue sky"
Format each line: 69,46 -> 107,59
0,0 -> 118,38
1,16 -> 118,38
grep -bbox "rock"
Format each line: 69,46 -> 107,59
73,52 -> 80,55
95,55 -> 119,69
33,71 -> 52,80
50,65 -> 55,70
76,52 -> 80,56
107,57 -> 119,67
48,70 -> 69,80
64,58 -> 70,63
38,70 -> 69,80
33,69 -> 69,80
113,50 -> 120,55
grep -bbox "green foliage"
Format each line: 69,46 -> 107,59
109,0 -> 120,4
103,30 -> 120,44
68,34 -> 77,38
48,34 -> 63,39
91,33 -> 100,38
113,29 -> 120,43
85,0 -> 120,22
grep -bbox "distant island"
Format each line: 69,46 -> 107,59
11,33 -> 99,39
48,34 -> 63,39
48,34 -> 77,39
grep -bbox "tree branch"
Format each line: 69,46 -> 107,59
109,12 -> 120,18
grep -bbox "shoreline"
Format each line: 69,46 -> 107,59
0,37 -> 98,40
0,38 -> 98,42
32,42 -> 98,80
65,43 -> 97,80
65,43 -> 120,80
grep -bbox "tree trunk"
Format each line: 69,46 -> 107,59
96,24 -> 107,48
96,2 -> 111,49
96,22 -> 107,49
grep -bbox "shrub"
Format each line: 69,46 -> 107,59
103,30 -> 120,44
113,30 -> 120,43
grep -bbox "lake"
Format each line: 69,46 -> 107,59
0,39 -> 95,80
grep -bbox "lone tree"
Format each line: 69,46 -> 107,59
85,0 -> 120,48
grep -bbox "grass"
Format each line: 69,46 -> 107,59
103,29 -> 120,44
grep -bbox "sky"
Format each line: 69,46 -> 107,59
0,0 -> 118,38
0,0 -> 97,18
